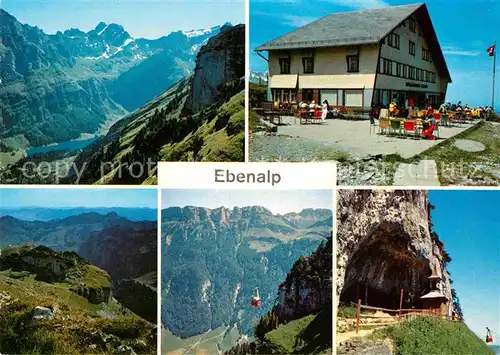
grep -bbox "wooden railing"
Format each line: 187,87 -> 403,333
352,299 -> 462,334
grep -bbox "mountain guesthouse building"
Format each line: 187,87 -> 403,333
255,3 -> 452,111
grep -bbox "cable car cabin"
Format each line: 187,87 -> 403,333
251,297 -> 261,307
486,328 -> 494,343
251,287 -> 261,307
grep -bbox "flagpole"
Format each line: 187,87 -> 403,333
493,40 -> 496,113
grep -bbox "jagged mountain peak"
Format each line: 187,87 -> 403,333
94,21 -> 107,33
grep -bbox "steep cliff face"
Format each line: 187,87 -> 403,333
77,222 -> 157,321
337,190 -> 452,312
186,24 -> 245,113
225,236 -> 333,355
162,205 -> 331,338
78,221 -> 157,281
273,237 -> 333,322
67,23 -> 246,185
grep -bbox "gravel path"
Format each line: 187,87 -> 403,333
249,134 -> 347,162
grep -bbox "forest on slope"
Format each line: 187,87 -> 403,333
161,205 -> 332,346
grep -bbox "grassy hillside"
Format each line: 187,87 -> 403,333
0,246 -> 156,354
264,308 -> 332,354
372,317 -> 493,355
160,90 -> 244,162
67,80 -> 244,185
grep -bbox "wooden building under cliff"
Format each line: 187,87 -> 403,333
420,263 -> 449,315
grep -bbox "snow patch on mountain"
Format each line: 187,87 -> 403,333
182,27 -> 217,38
97,24 -> 109,36
113,38 -> 135,55
249,71 -> 268,84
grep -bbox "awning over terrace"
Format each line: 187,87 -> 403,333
269,74 -> 298,89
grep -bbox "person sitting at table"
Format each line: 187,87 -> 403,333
408,97 -> 415,110
439,102 -> 448,114
421,115 -> 437,140
425,103 -> 434,118
389,100 -> 398,117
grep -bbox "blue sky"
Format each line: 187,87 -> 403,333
251,0 -> 500,110
2,0 -> 245,39
0,188 -> 157,209
162,189 -> 333,214
429,190 -> 500,344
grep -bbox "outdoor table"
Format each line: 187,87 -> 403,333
264,111 -> 283,125
300,111 -> 324,125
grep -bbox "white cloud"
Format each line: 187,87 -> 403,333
322,0 -> 390,9
442,46 -> 480,56
281,15 -> 319,27
443,50 -> 480,56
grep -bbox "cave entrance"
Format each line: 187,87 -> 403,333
339,221 -> 430,311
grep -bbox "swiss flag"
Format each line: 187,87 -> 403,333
487,44 -> 495,57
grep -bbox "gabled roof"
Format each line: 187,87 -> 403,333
421,290 -> 448,300
256,3 -> 451,82
256,3 -> 423,51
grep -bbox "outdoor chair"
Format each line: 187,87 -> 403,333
379,108 -> 389,120
390,119 -> 403,136
434,121 -> 441,138
262,101 -> 274,111
448,112 -> 456,125
441,114 -> 451,127
312,110 -> 323,123
403,121 -> 420,139
379,118 -> 390,134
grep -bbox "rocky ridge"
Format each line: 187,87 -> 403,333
0,245 -> 112,304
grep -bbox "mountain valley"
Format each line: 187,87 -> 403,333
0,10 -> 244,184
161,205 -> 332,353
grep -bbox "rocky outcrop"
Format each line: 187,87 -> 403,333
0,245 -> 86,282
70,285 -> 112,304
186,24 -> 245,113
336,190 -> 452,313
0,245 -> 112,305
272,237 -> 332,323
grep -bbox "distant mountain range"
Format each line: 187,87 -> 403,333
249,71 -> 268,84
0,8 -> 229,149
161,205 -> 332,348
0,207 -> 156,221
